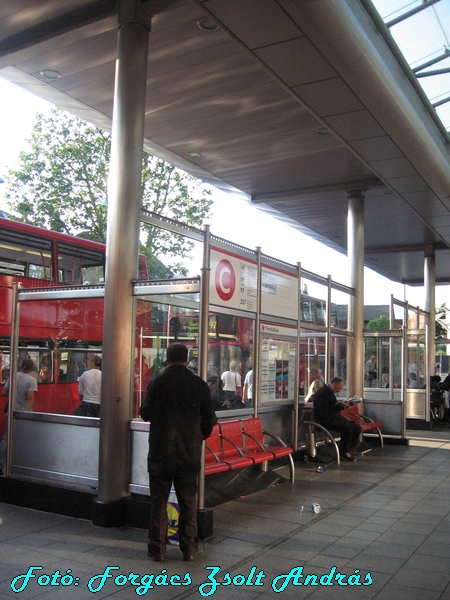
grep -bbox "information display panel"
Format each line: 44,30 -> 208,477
210,248 -> 257,312
259,323 -> 297,404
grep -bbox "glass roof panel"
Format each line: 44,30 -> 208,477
371,0 -> 450,131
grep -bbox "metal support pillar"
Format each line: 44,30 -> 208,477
424,246 -> 436,378
199,225 -> 211,391
347,190 -> 365,398
93,1 -> 151,527
326,275 -> 332,382
198,225 -> 212,539
4,283 -> 20,477
253,247 -> 262,417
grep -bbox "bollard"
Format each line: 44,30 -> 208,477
306,426 -> 316,457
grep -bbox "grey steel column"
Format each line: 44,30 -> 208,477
253,247 -> 262,417
198,224 -> 210,511
5,282 -> 20,477
294,262 -> 301,450
93,1 -> 150,526
326,275 -> 332,382
424,246 -> 436,379
347,190 -> 365,398
197,225 -> 213,540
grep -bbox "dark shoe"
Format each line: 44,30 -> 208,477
147,551 -> 165,562
183,553 -> 195,561
340,452 -> 356,462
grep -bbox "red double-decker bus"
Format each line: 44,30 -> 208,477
168,310 -> 254,379
0,217 -> 148,427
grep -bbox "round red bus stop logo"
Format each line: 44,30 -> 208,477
215,259 -> 236,302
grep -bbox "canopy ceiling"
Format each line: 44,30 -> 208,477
1,0 -> 450,285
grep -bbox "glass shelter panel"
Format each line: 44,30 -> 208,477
134,294 -> 254,415
407,333 -> 426,389
300,278 -> 328,326
407,307 -> 419,330
331,335 -> 348,381
3,296 -> 104,420
364,335 -> 402,390
392,304 -> 405,329
330,288 -> 350,331
299,277 -> 328,395
299,333 -> 326,394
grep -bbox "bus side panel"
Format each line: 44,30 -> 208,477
33,382 -> 79,415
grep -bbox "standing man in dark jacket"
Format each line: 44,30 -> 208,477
312,376 -> 362,462
140,343 -> 217,562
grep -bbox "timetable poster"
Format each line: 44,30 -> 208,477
259,325 -> 297,404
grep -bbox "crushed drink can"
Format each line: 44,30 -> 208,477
316,465 -> 327,473
311,503 -> 321,514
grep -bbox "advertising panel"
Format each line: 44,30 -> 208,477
261,266 -> 298,319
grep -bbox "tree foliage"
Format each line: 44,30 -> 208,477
5,109 -> 213,277
365,315 -> 392,331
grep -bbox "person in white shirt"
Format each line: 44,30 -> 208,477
243,369 -> 253,407
221,361 -> 243,406
0,358 -> 38,473
77,356 -> 102,417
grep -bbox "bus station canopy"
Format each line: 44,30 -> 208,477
1,0 -> 450,286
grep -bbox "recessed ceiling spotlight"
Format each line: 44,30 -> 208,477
197,18 -> 218,31
40,70 -> 61,79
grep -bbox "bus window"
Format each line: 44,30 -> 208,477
29,262 -> 52,280
0,227 -> 52,280
57,242 -> 105,285
0,259 -> 26,276
301,298 -> 326,325
315,300 -> 326,325
58,348 -> 102,382
6,348 -> 55,383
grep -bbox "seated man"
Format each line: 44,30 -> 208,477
312,376 -> 362,462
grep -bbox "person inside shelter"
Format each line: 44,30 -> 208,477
312,376 -> 362,462
304,379 -> 323,402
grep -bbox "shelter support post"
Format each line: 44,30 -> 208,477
254,247 -> 262,417
347,190 -> 365,398
424,246 -> 436,379
93,2 -> 151,527
198,225 -> 213,540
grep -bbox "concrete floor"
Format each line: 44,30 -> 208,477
0,429 -> 449,599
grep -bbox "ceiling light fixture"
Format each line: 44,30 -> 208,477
197,18 -> 218,31
186,151 -> 202,157
40,69 -> 61,79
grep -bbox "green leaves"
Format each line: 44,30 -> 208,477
5,109 -> 212,278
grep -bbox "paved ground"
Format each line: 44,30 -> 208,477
0,428 -> 449,599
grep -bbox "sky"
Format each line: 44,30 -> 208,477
0,77 -> 448,310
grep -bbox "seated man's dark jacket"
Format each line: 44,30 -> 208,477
140,364 -> 217,476
439,373 -> 450,392
312,384 -> 345,424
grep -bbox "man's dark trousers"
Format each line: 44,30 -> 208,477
320,415 -> 361,455
148,471 -> 198,558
